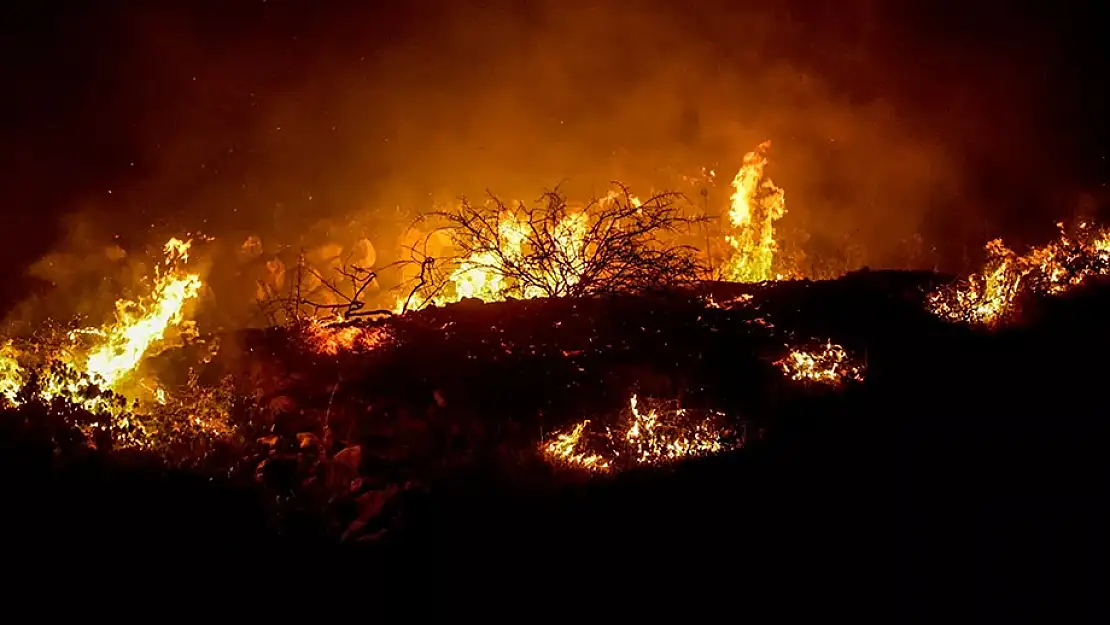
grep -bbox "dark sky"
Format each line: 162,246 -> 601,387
1,0 -> 1108,309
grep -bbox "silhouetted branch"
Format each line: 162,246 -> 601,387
398,184 -> 707,309
257,250 -> 394,327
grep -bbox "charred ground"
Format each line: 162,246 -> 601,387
2,268 -> 1105,606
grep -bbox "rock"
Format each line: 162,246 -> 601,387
326,445 -> 363,490
333,444 -> 362,470
340,485 -> 400,542
268,395 -> 296,413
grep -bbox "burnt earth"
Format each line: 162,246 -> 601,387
2,269 -> 1107,606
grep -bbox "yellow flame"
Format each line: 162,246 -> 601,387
1,237 -> 203,412
0,342 -> 24,404
394,142 -> 794,314
83,239 -> 202,389
398,208 -> 591,311
777,342 -> 864,386
929,221 -> 1110,325
84,274 -> 202,389
541,420 -> 609,471
722,140 -> 786,283
542,394 -> 730,472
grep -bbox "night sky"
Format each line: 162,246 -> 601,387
2,1 -> 1108,310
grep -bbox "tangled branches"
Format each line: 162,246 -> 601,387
399,185 -> 706,310
257,251 -> 392,327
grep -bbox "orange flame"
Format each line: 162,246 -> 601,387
1,237 -> 203,411
777,341 -> 864,386
929,221 -> 1110,325
722,140 -> 787,283
542,394 -> 731,472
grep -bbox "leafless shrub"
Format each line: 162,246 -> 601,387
396,185 -> 707,311
257,250 -> 395,328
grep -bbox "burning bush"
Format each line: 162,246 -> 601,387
929,221 -> 1110,325
397,186 -> 706,311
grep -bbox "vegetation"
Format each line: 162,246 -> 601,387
397,186 -> 707,311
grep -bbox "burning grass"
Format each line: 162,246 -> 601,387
776,341 -> 865,386
541,394 -> 738,473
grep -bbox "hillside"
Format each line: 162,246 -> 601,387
2,269 -> 1106,606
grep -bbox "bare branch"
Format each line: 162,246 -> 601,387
399,184 -> 707,309
256,248 -> 392,327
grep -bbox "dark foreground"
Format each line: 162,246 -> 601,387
1,271 -> 1106,613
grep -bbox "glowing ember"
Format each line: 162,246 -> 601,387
777,342 -> 864,385
306,318 -> 392,355
541,394 -> 732,472
703,293 -> 754,309
929,221 -> 1110,325
722,140 -> 786,283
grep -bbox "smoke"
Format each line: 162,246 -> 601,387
2,0 -> 1095,325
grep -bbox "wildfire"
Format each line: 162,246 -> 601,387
0,237 -> 210,448
395,142 -> 793,314
929,221 -> 1110,325
398,209 -> 592,312
722,140 -> 787,283
541,394 -> 732,472
777,341 -> 864,386
82,239 -> 202,389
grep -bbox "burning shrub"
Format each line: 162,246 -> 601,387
721,140 -> 789,283
929,221 -> 1110,325
0,356 -> 240,458
397,186 -> 706,311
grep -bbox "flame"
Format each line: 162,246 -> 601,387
0,342 -> 24,404
777,341 -> 864,386
397,207 -> 592,311
722,140 -> 787,283
929,221 -> 1110,325
541,420 -> 609,471
541,394 -> 731,472
2,237 -> 203,415
80,238 -> 202,390
393,143 -> 794,314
